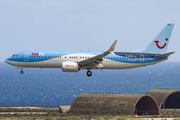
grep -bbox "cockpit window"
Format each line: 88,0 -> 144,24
11,55 -> 18,57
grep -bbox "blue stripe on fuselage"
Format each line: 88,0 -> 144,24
6,51 -> 167,63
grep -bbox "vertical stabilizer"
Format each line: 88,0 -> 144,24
134,23 -> 174,54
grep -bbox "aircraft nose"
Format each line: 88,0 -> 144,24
4,59 -> 9,64
4,60 -> 7,63
4,58 -> 11,64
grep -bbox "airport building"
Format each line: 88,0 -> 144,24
70,94 -> 159,115
69,89 -> 180,115
145,89 -> 180,109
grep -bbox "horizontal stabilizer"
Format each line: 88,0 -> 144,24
155,52 -> 175,58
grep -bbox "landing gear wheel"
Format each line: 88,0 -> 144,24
20,71 -> 24,74
87,71 -> 92,77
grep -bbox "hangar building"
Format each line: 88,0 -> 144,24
145,89 -> 180,109
70,94 -> 159,115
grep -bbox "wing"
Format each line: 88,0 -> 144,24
155,52 -> 175,58
78,40 -> 118,69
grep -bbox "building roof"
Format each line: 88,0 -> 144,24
70,94 -> 159,115
145,89 -> 180,109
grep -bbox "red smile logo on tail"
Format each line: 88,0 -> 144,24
154,38 -> 168,49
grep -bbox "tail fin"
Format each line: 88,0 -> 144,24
134,23 -> 174,54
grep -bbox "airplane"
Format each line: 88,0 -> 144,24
5,23 -> 175,77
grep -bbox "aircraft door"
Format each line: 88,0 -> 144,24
74,55 -> 83,62
140,55 -> 144,63
24,53 -> 28,61
74,56 -> 78,62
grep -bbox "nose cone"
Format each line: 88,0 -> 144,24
4,58 -> 11,65
4,60 -> 8,63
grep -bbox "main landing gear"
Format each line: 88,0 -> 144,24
87,70 -> 92,77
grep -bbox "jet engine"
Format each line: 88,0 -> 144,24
62,62 -> 79,72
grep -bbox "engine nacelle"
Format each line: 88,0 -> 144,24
62,62 -> 79,72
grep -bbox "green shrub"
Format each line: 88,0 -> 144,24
117,118 -> 127,120
173,114 -> 179,118
173,119 -> 178,120
152,115 -> 158,118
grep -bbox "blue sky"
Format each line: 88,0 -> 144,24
1,0 -> 180,61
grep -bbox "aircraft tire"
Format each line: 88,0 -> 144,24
20,71 -> 24,74
87,71 -> 92,77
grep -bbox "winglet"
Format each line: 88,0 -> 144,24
108,40 -> 118,53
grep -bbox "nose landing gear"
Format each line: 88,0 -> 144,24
87,70 -> 92,77
20,71 -> 24,74
20,68 -> 24,74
